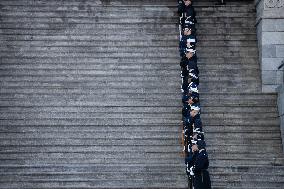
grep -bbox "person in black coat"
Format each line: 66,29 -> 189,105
180,48 -> 198,72
189,140 -> 212,189
182,104 -> 202,155
179,25 -> 197,57
182,104 -> 202,136
180,49 -> 199,88
178,0 -> 197,25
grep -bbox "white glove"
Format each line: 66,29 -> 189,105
189,166 -> 194,176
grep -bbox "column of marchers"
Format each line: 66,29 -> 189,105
177,0 -> 212,188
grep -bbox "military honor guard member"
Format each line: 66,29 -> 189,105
188,140 -> 212,189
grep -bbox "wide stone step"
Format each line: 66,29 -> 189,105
0,92 -> 271,100
211,172 -> 284,181
0,130 -> 280,139
0,109 -> 278,118
0,22 -> 256,32
212,180 -> 284,188
0,144 -> 282,155
9,16 -> 261,25
0,156 -> 282,166
0,27 -> 256,36
1,39 -> 258,48
0,86 -> 265,94
1,172 -> 284,184
0,32 -> 257,40
0,67 -> 261,75
0,108 -> 278,119
0,98 -> 279,108
0,46 -> 259,54
0,62 -> 261,70
0,171 -> 186,181
0,0 -> 252,5
1,104 -> 277,112
2,91 -> 275,103
0,179 -> 187,189
0,57 -> 259,64
0,26 -> 257,39
0,79 -> 262,89
0,123 -> 280,132
1,164 -> 283,174
0,68 -> 261,77
0,10 -> 257,20
0,81 -> 264,90
0,135 -> 281,146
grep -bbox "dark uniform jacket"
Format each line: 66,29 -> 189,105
180,55 -> 199,82
178,1 -> 197,23
192,149 -> 212,189
180,54 -> 198,69
182,113 -> 202,138
179,34 -> 197,57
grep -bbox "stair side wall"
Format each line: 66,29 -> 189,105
255,0 -> 284,92
277,85 -> 284,152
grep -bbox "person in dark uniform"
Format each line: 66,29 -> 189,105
180,48 -> 197,74
178,0 -> 197,26
189,140 -> 212,189
185,48 -> 197,61
182,104 -> 202,155
185,144 -> 197,176
185,131 -> 204,177
182,104 -> 202,136
180,48 -> 198,93
178,0 -> 194,16
179,25 -> 197,57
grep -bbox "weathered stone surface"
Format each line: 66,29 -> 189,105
277,85 -> 284,152
0,0 -> 283,188
276,45 -> 284,57
262,57 -> 284,70
256,0 -> 284,92
263,32 -> 284,45
262,19 -> 284,32
262,44 -> 276,58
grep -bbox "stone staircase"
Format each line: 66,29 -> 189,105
0,0 -> 284,188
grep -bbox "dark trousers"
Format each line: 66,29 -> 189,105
193,170 -> 211,189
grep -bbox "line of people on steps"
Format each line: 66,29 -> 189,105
177,0 -> 212,188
